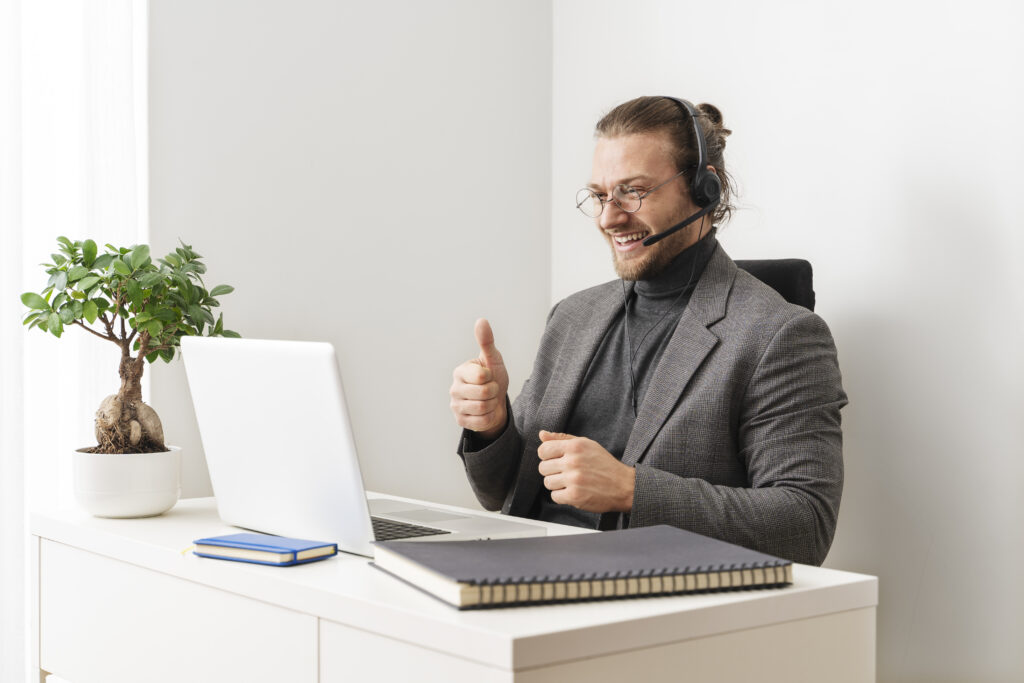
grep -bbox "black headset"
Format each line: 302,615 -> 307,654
640,97 -> 721,247
663,96 -> 721,208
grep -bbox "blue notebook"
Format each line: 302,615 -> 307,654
193,532 -> 337,566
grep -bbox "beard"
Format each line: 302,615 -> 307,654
609,215 -> 706,281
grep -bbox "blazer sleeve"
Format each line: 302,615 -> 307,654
628,310 -> 846,566
456,396 -> 523,511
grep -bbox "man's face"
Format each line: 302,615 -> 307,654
588,131 -> 704,281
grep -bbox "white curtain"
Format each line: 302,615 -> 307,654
1,0 -> 26,680
1,1 -> 146,679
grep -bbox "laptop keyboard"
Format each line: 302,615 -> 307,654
371,516 -> 451,541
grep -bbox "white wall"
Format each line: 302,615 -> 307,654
146,1 -> 1024,679
147,0 -> 553,507
553,1 -> 1024,681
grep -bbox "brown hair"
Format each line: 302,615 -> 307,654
595,96 -> 735,225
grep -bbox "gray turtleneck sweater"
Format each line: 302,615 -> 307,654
534,229 -> 720,528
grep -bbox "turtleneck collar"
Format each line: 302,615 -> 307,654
633,226 -> 719,300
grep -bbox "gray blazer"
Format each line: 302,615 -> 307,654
459,245 -> 846,565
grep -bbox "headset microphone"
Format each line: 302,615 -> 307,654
641,201 -> 718,247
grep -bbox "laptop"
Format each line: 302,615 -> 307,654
180,336 -> 546,557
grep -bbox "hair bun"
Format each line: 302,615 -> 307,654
697,102 -> 731,139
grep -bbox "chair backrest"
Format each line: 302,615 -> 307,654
734,259 -> 815,311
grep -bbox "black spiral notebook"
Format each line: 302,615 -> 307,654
371,524 -> 792,609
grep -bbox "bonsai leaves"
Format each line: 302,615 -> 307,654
20,237 -> 239,454
153,244 -> 239,355
20,237 -> 239,363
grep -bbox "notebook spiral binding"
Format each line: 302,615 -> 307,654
471,560 -> 793,607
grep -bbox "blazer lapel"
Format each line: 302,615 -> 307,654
507,282 -> 630,516
622,247 -> 737,467
535,282 -> 631,434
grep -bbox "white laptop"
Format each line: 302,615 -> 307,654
180,336 -> 545,557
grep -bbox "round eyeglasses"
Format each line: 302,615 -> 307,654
575,169 -> 688,219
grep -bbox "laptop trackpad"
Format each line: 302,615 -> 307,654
387,508 -> 471,524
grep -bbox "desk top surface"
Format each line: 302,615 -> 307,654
32,495 -> 877,670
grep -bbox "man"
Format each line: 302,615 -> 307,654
449,96 -> 846,566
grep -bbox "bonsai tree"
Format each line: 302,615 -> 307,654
21,237 -> 239,453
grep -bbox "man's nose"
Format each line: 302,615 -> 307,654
598,201 -> 628,231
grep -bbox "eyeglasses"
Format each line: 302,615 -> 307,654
575,169 -> 688,218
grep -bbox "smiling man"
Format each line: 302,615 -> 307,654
450,96 -> 846,565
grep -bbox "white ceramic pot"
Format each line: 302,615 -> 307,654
73,445 -> 181,518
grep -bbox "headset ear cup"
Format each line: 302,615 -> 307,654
693,171 -> 721,208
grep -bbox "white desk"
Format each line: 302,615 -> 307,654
30,496 -> 877,683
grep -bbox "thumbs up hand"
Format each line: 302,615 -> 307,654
450,318 -> 510,440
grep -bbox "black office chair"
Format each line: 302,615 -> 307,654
734,259 -> 815,311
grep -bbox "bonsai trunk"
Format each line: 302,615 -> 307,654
91,345 -> 166,453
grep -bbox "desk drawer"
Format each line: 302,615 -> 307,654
40,540 -> 316,683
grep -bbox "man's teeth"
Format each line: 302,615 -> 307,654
614,232 -> 647,244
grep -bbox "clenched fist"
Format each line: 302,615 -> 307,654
537,430 -> 635,513
450,318 -> 510,440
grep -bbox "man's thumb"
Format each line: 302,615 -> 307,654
539,430 -> 574,442
475,318 -> 503,369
